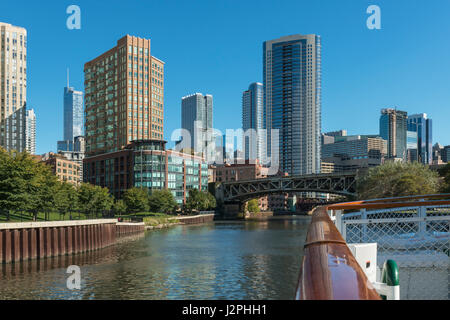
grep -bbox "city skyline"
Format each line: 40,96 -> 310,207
1,0 -> 450,155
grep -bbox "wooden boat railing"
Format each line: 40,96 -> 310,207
296,194 -> 450,300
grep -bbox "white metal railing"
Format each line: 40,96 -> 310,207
330,205 -> 450,300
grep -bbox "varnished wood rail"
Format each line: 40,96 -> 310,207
295,206 -> 381,300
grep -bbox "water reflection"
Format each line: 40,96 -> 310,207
0,217 -> 310,300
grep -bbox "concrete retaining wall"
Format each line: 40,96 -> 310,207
0,219 -> 145,264
176,214 -> 215,225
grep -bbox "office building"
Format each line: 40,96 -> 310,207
0,22 -> 27,152
443,146 -> 450,163
263,34 -> 321,175
63,86 -> 83,141
380,108 -> 408,161
84,35 -> 164,157
407,130 -> 418,162
25,108 -> 36,154
84,140 -> 209,204
242,82 -> 264,162
407,113 -> 432,164
181,93 -> 214,161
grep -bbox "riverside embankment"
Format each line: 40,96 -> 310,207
0,219 -> 144,264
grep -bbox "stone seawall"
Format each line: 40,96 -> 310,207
0,220 -> 145,264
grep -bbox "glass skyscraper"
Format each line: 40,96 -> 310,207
63,86 -> 83,142
407,113 -> 432,164
242,82 -> 264,162
263,34 -> 321,175
181,93 -> 214,161
380,108 -> 408,161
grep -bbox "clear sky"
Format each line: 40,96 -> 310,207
1,0 -> 450,154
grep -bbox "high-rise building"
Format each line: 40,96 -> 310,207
0,22 -> 27,152
63,86 -> 83,141
242,82 -> 264,162
407,130 -> 418,162
380,108 -> 408,161
407,113 -> 433,164
263,34 -> 321,175
84,35 -> 164,157
180,93 -> 213,160
25,108 -> 36,154
57,84 -> 84,152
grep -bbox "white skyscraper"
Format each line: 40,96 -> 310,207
263,34 -> 321,175
0,22 -> 27,152
25,108 -> 36,154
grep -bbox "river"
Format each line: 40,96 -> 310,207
0,217 -> 310,300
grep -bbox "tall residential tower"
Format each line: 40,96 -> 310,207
380,108 -> 408,161
242,82 -> 264,162
263,34 -> 321,175
57,85 -> 83,151
0,22 -> 27,152
407,113 -> 432,164
181,93 -> 213,160
25,108 -> 35,154
84,35 -> 164,157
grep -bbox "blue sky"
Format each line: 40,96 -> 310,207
1,0 -> 450,154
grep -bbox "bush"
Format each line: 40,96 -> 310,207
247,199 -> 260,213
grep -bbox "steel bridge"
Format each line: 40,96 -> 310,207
216,171 -> 357,203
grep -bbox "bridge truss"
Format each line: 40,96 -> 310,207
218,172 -> 357,203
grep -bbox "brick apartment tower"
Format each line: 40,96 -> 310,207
84,35 -> 164,157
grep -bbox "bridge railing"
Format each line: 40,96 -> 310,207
297,194 -> 450,300
326,195 -> 450,300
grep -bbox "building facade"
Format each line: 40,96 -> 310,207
242,82 -> 264,162
380,108 -> 408,161
42,152 -> 82,186
0,22 -> 27,152
407,113 -> 432,164
263,34 -> 321,175
180,93 -> 214,161
84,140 -> 208,205
84,35 -> 164,157
25,108 -> 36,154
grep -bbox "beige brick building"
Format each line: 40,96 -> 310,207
84,35 -> 164,157
42,152 -> 81,186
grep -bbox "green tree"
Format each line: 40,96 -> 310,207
247,199 -> 260,213
122,187 -> 149,213
148,189 -> 177,214
184,189 -> 215,214
54,182 -> 78,220
356,161 -> 440,199
114,199 -> 127,215
0,149 -> 60,221
438,163 -> 450,193
78,183 -> 114,217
